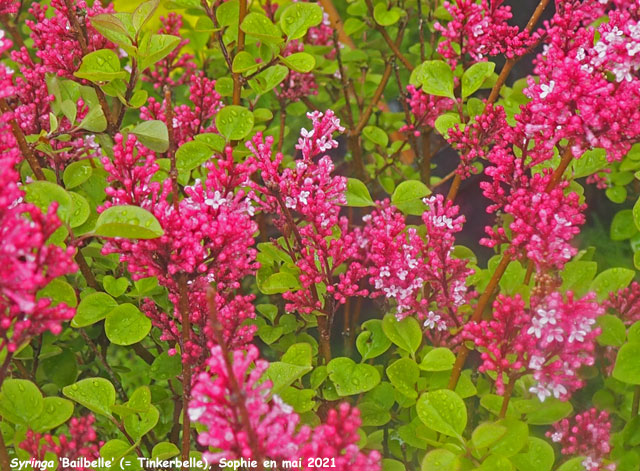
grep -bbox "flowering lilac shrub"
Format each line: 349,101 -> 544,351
0,0 -> 640,470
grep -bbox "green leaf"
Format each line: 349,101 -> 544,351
589,267 -> 635,301
462,62 -> 495,97
327,357 -> 381,396
415,60 -> 455,99
421,449 -> 460,471
265,362 -> 312,396
102,275 -> 129,298
72,292 -> 118,328
63,378 -> 116,417
520,398 -> 573,425
416,389 -> 467,438
359,401 -> 392,426
63,160 -> 93,189
356,319 -> 392,360
216,105 -> 255,141
94,205 -> 164,239
363,125 -> 389,147
259,272 -> 301,294
91,14 -> 134,52
132,0 -> 159,32
79,104 -> 107,132
30,397 -> 74,433
392,180 -> 431,215
232,51 -> 258,73
216,0 -> 238,26
139,34 -> 182,71
382,314 -> 422,354
152,442 -> 180,460
124,404 -> 159,440
434,113 -> 461,138
280,2 -> 323,40
100,439 -> 134,461
613,341 -> 640,384
129,89 -> 148,108
281,52 -> 316,73
68,192 -> 90,228
105,303 -> 152,345
373,3 -> 401,26
419,347 -> 455,371
131,120 -> 169,152
248,64 -> 289,94
597,314 -> 627,347
490,419 -> 528,457
386,358 -> 419,398
479,455 -> 512,471
241,12 -> 283,44
556,457 -> 587,471
510,437 -> 555,471
75,49 -> 125,82
611,209 -> 637,241
176,140 -> 214,173
280,387 -> 315,413
0,379 -> 43,424
37,277 -> 77,308
345,178 -> 374,207
24,181 -> 73,223
471,422 -> 507,449
150,352 -> 182,381
607,185 -> 627,204
573,148 -> 607,179
561,260 -> 598,296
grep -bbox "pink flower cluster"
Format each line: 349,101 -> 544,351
20,415 -> 101,471
142,13 -> 197,90
189,345 -> 380,470
141,72 -> 222,146
482,171 -> 585,272
520,0 -> 640,162
400,85 -> 455,137
0,122 -> 76,353
362,195 -> 474,343
0,0 -> 16,15
604,281 -> 640,325
0,30 -> 15,99
547,408 -> 615,471
26,0 -> 114,78
101,134 -> 257,368
434,0 -> 537,65
249,111 -> 368,314
464,292 -> 601,400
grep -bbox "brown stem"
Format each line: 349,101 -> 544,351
0,98 -> 45,180
317,315 -> 332,364
318,0 -> 356,49
132,343 -> 155,364
499,378 -> 516,418
177,273 -> 192,469
113,59 -> 138,133
164,86 -> 179,211
632,385 -> 640,417
0,14 -> 27,51
351,61 -> 394,137
62,0 -> 114,131
277,103 -> 286,153
206,287 -> 264,469
364,0 -> 413,70
75,250 -> 99,289
449,253 -> 511,389
421,131 -> 432,184
232,0 -> 247,105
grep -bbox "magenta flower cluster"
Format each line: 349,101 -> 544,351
464,292 -> 601,400
547,408 -> 616,471
189,345 -> 380,470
